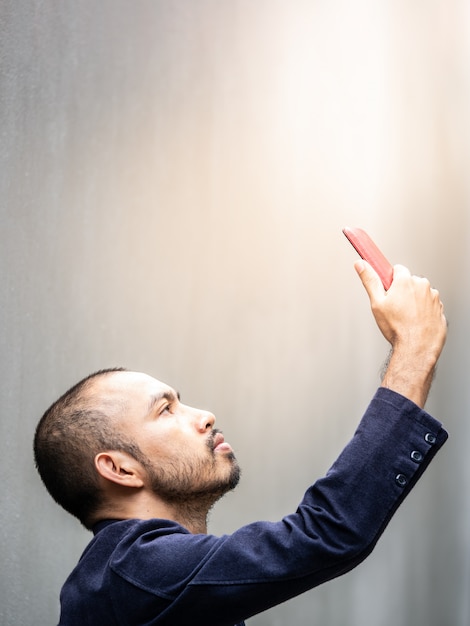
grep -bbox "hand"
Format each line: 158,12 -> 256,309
355,260 -> 447,407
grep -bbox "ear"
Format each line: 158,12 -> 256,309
95,451 -> 145,489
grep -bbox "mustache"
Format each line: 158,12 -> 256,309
206,429 -> 223,452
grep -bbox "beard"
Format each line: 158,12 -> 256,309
141,429 -> 241,508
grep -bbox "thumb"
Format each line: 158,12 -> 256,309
354,259 -> 385,301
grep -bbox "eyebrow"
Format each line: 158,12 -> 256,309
147,389 -> 180,415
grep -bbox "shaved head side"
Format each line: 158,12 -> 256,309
34,368 -> 145,529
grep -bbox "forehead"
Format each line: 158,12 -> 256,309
92,371 -> 174,414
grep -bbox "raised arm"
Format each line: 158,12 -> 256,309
354,260 -> 447,408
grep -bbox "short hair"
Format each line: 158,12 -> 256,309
33,367 -> 147,530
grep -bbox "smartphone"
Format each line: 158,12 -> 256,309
342,226 -> 394,290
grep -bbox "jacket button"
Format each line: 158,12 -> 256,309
411,450 -> 423,463
425,433 -> 436,444
395,474 -> 407,487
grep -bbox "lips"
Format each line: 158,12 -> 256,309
212,432 -> 225,450
211,431 -> 233,454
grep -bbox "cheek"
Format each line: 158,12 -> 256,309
138,426 -> 204,462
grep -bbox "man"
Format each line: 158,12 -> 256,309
34,260 -> 448,626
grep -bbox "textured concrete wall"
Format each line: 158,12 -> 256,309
1,1 -> 469,624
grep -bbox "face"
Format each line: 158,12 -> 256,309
94,371 -> 240,504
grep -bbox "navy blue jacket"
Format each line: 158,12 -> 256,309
59,388 -> 447,625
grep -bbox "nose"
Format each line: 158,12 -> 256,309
196,409 -> 215,433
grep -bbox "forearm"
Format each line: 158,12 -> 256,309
380,345 -> 437,408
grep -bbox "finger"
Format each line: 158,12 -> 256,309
354,259 -> 385,301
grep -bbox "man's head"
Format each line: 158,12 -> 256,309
34,369 -> 240,530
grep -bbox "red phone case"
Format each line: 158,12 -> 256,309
342,227 -> 394,290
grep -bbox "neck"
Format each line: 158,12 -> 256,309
170,504 -> 210,534
95,490 -> 215,534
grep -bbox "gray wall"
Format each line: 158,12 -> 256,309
1,1 -> 469,625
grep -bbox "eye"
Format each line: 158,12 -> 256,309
161,403 -> 172,415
